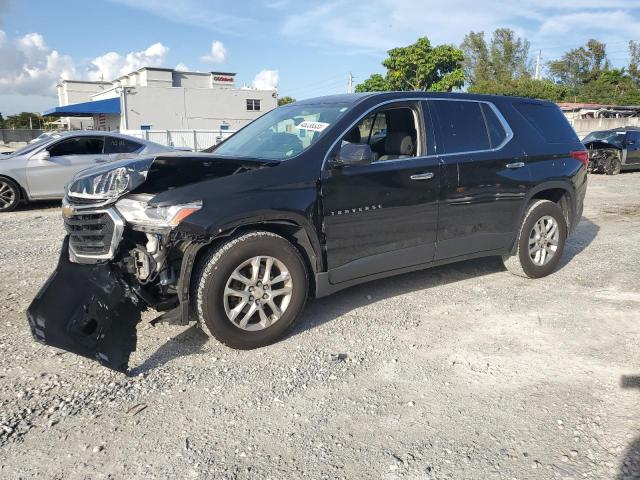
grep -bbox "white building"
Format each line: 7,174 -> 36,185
45,67 -> 277,134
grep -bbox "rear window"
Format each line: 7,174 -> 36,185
432,100 -> 490,153
104,137 -> 143,154
514,102 -> 578,143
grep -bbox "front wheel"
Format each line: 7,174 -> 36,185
0,178 -> 20,212
194,231 -> 308,349
502,200 -> 567,279
604,155 -> 622,175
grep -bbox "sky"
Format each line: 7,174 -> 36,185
1,0 -> 640,115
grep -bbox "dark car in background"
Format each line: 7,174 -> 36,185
583,127 -> 640,175
27,92 -> 588,371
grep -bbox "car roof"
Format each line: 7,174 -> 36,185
293,91 -> 554,107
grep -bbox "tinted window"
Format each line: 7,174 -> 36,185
104,136 -> 143,154
514,102 -> 578,143
481,103 -> 507,148
432,100 -> 489,153
626,131 -> 640,144
48,137 -> 104,156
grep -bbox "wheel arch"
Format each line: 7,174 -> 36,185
508,182 -> 575,253
0,174 -> 27,203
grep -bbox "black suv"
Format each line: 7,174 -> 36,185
28,92 -> 588,371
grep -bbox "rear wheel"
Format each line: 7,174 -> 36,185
502,200 -> 567,279
0,178 -> 20,212
195,231 -> 308,349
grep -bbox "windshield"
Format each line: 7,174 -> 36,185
583,131 -> 625,148
6,136 -> 60,157
212,102 -> 351,160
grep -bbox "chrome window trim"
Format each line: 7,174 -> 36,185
322,97 -> 514,169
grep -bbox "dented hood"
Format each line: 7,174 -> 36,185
583,140 -> 623,151
136,153 -> 279,194
66,152 -> 279,202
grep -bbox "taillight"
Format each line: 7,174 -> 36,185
570,150 -> 589,167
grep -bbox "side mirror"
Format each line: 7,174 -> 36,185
31,150 -> 50,162
332,143 -> 373,167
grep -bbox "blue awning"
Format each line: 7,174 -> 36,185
43,97 -> 120,117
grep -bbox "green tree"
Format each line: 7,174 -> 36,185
628,40 -> 640,85
277,96 -> 296,106
575,69 -> 640,105
469,78 -> 568,102
461,29 -> 531,86
548,39 -> 609,88
0,113 -> 5,129
354,73 -> 390,93
355,37 -> 464,93
4,112 -> 45,129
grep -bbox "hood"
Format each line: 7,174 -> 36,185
583,140 -> 623,151
66,152 -> 278,201
136,153 -> 279,194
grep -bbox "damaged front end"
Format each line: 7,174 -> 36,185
584,140 -> 623,174
27,154 -> 273,372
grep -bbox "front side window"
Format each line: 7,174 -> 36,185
214,102 -> 351,160
246,99 -> 261,111
432,100 -> 490,154
341,105 -> 420,162
48,137 -> 104,157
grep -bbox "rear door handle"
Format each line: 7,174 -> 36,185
506,162 -> 525,169
410,172 -> 434,181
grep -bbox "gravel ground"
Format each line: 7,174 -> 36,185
0,173 -> 639,479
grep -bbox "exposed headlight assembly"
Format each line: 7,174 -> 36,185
67,157 -> 154,201
116,197 -> 202,232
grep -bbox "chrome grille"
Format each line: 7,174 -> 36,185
65,212 -> 115,256
62,200 -> 124,263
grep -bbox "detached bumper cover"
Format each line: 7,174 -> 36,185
27,237 -> 142,372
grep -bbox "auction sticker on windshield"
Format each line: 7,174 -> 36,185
296,121 -> 330,132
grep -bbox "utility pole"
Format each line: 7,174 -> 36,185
348,72 -> 354,94
534,50 -> 542,80
29,116 -> 33,130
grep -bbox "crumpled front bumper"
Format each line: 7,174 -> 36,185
27,237 -> 143,372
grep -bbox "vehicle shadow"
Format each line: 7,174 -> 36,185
617,375 -> 640,479
19,200 -> 61,211
556,216 -> 599,270
129,324 -> 209,376
291,216 -> 599,337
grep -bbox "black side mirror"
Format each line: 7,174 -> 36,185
332,143 -> 373,167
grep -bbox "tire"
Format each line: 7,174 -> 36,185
604,156 -> 622,175
194,231 -> 308,349
502,200 -> 567,279
0,177 -> 20,212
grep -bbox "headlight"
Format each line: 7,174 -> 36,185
116,197 -> 202,231
67,157 -> 153,201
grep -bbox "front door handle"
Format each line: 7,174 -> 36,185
506,162 -> 525,169
410,172 -> 434,181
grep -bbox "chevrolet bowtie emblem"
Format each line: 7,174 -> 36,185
62,204 -> 75,218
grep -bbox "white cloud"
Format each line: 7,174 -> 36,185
201,40 -> 227,63
278,0 -> 640,61
0,30 -> 76,96
88,42 -> 169,81
175,63 -> 190,71
252,69 -> 278,90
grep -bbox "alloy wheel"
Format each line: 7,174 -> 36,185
528,215 -> 560,266
223,255 -> 293,331
0,179 -> 16,210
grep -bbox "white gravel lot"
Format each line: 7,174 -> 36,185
0,173 -> 639,479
